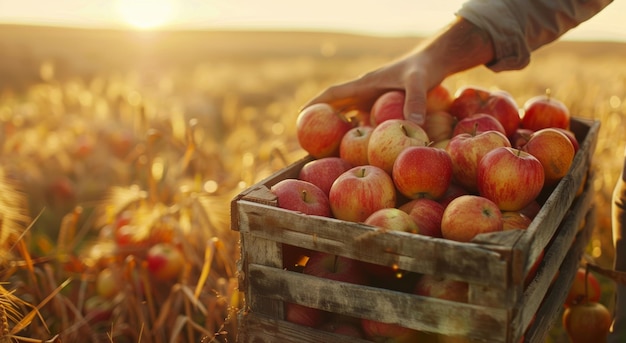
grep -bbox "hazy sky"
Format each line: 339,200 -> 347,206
0,0 -> 624,42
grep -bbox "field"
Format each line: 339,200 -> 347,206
0,24 -> 625,342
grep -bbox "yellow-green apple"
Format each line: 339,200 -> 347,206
432,138 -> 450,150
477,147 -> 545,212
285,302 -> 326,328
329,165 -> 396,222
360,318 -> 424,343
564,268 -> 602,307
562,301 -> 611,343
521,92 -> 570,131
271,179 -> 331,217
452,113 -> 507,137
339,126 -> 374,166
399,198 -> 445,238
448,85 -> 491,121
423,110 -> 457,143
392,146 -> 453,200
441,195 -> 503,242
426,84 -> 453,113
370,90 -> 405,126
367,119 -> 429,174
296,103 -> 354,158
445,130 -> 511,193
502,211 -> 533,231
521,128 -> 575,187
298,157 -> 353,196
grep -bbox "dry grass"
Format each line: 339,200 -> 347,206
0,25 -> 624,342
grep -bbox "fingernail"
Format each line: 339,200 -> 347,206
409,113 -> 425,125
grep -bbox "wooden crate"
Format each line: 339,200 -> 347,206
231,117 -> 600,343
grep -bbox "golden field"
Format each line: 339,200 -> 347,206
0,24 -> 625,342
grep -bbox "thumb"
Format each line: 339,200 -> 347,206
403,76 -> 427,126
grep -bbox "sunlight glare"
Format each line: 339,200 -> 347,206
115,0 -> 176,29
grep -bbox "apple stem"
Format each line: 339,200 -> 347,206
545,88 -> 552,101
472,122 -> 479,136
301,189 -> 308,202
358,167 -> 366,178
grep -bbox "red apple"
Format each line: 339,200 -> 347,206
438,182 -> 470,208
364,208 -> 419,234
146,243 -> 185,281
510,128 -> 534,149
270,179 -> 331,217
452,113 -> 507,137
426,84 -> 453,113
423,110 -> 457,143
445,130 -> 511,193
303,251 -> 368,285
564,268 -> 602,307
554,127 -> 580,152
329,165 -> 396,222
477,147 -> 545,212
320,321 -> 365,338
399,198 -> 445,238
562,301 -> 611,343
296,103 -> 354,158
520,200 -> 542,220
367,119 -> 429,174
339,126 -> 374,166
521,128 -> 575,187
414,274 -> 469,302
448,86 -> 491,121
521,92 -> 570,131
525,249 -> 545,287
392,146 -> 453,200
298,157 -> 353,196
441,195 -> 503,242
502,211 -> 533,231
478,90 -> 522,138
370,90 -> 406,126
285,302 -> 326,328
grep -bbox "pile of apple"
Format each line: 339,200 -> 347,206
269,85 -> 582,341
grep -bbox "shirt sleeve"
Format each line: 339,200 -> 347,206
457,0 -> 613,72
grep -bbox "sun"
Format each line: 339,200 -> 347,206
115,0 -> 176,29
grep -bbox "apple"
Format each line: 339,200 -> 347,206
285,302 -> 326,328
367,119 -> 429,174
426,84 -> 453,113
525,249 -> 545,287
564,268 -> 602,307
423,110 -> 457,143
452,113 -> 507,137
298,157 -> 353,196
329,165 -> 396,223
509,128 -> 534,149
502,211 -> 533,231
392,146 -> 453,200
414,274 -> 469,302
399,198 -> 445,238
445,130 -> 511,193
521,128 -> 575,187
360,318 -> 424,343
554,127 -> 580,152
339,126 -> 374,166
521,91 -> 570,131
562,301 -> 612,343
146,243 -> 185,281
96,267 -> 121,299
296,103 -> 354,158
270,179 -> 331,217
477,90 -> 522,138
370,90 -> 406,126
448,85 -> 491,121
438,182 -> 470,208
520,200 -> 542,220
364,208 -> 419,234
320,321 -> 365,338
303,251 -> 368,285
441,195 -> 503,242
477,147 -> 545,212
